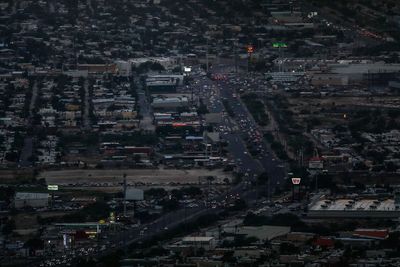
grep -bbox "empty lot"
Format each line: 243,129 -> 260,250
39,168 -> 231,185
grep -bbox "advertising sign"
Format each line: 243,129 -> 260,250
291,177 -> 301,185
47,185 -> 59,191
126,188 -> 144,200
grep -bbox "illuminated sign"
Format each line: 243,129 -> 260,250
184,66 -> 192,72
110,212 -> 115,223
247,45 -> 254,53
47,185 -> 59,191
126,188 -> 144,200
273,42 -> 288,48
291,177 -> 301,185
172,122 -> 187,127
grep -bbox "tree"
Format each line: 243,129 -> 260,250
206,176 -> 215,184
244,212 -> 269,226
5,151 -> 18,162
134,154 -> 141,163
76,257 -> 96,267
223,178 -> 230,184
98,249 -> 124,267
257,172 -> 269,185
197,100 -> 209,114
280,242 -> 299,255
24,237 -> 44,251
228,199 -> 247,211
145,188 -> 167,198
381,232 -> 400,249
2,219 -> 16,235
150,62 -> 165,71
162,199 -> 179,212
172,66 -> 182,73
181,186 -> 202,197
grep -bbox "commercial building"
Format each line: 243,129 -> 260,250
266,72 -> 305,83
308,191 -> 400,218
146,74 -> 184,92
115,60 -> 132,77
151,96 -> 189,111
14,192 -> 49,209
311,62 -> 400,86
77,64 -> 117,75
180,236 -> 216,250
223,225 -> 291,242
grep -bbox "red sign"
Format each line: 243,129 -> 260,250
291,177 -> 301,185
172,122 -> 187,127
247,45 -> 254,54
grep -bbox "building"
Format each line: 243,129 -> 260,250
205,113 -> 223,125
129,57 -> 179,70
146,74 -> 184,92
77,64 -> 117,75
311,63 -> 400,86
223,225 -> 291,242
181,236 -> 216,250
151,96 -> 189,111
310,73 -> 349,86
14,192 -> 49,209
308,195 -> 400,218
266,72 -> 305,83
115,60 -> 132,77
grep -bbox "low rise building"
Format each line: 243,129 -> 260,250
14,192 -> 49,209
308,192 -> 400,218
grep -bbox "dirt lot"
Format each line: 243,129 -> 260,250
289,96 -> 400,113
0,170 -> 34,183
39,168 -> 232,185
13,211 -> 72,236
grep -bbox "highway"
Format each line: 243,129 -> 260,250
192,66 -> 287,189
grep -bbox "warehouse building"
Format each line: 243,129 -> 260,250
308,191 -> 400,218
14,192 -> 49,209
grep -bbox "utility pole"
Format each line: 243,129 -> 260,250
278,46 -> 282,72
122,173 -> 128,255
123,173 -> 127,217
246,45 -> 254,73
234,39 -> 238,73
206,37 -> 209,73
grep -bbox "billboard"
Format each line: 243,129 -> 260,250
291,178 -> 301,185
47,185 -> 59,191
126,188 -> 144,200
273,42 -> 287,48
172,122 -> 187,127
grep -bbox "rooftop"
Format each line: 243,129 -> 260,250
310,198 -> 397,212
182,236 -> 214,242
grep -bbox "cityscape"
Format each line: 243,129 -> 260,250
1,0 -> 400,266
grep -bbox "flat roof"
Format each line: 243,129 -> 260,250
330,64 -> 400,74
15,192 -> 49,199
182,236 -> 214,242
310,199 -> 396,212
